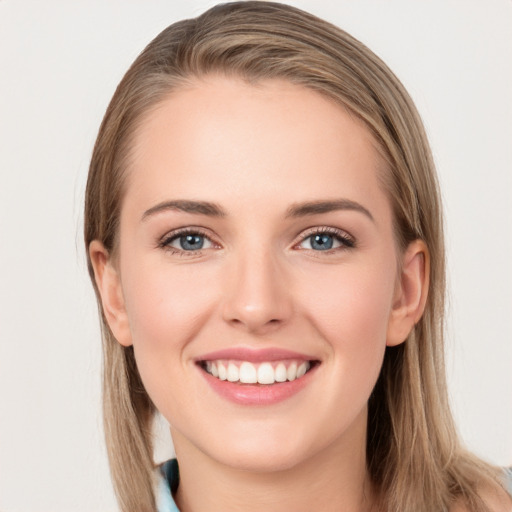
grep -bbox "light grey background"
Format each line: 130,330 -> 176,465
0,1 -> 511,510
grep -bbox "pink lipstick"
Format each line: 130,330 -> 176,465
196,347 -> 319,405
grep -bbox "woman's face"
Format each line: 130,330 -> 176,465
97,77 -> 416,472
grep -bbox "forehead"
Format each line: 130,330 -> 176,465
124,76 -> 390,220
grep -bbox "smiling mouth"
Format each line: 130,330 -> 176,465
198,359 -> 318,385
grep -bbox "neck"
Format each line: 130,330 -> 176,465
171,410 -> 375,512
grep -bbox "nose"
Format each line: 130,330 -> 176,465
221,247 -> 293,334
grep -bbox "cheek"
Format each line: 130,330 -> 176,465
300,260 -> 395,343
119,262 -> 222,417
297,259 -> 395,390
120,260 -> 220,365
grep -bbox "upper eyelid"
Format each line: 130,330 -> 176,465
299,225 -> 351,236
294,226 -> 354,242
157,228 -> 219,256
159,226 -> 216,243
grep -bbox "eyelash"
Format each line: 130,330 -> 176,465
158,227 -> 216,257
158,226 -> 356,257
295,226 -> 356,254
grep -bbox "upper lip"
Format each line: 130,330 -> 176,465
195,347 -> 318,363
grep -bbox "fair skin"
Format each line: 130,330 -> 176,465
90,77 -> 430,512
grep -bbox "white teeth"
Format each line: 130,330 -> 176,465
274,363 -> 287,382
257,363 -> 275,384
239,362 -> 257,383
227,363 -> 239,382
204,359 -> 313,384
297,362 -> 308,378
218,362 -> 227,381
287,362 -> 297,381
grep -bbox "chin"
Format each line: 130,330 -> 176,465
204,428 -> 316,474
219,449 -> 309,474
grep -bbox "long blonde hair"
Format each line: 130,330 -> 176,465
84,2 -> 504,511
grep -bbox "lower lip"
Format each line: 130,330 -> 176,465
199,364 -> 318,406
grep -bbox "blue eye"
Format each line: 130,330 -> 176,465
160,227 -> 353,254
310,233 -> 334,250
298,229 -> 354,251
179,234 -> 205,250
163,231 -> 214,252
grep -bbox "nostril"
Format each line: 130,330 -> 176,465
225,311 -> 286,333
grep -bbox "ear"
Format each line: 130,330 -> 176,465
386,239 -> 430,347
89,240 -> 133,347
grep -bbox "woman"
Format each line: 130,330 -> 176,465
84,2 -> 512,511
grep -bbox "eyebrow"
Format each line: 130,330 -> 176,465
142,200 -> 227,220
141,198 -> 374,222
285,199 -> 374,222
